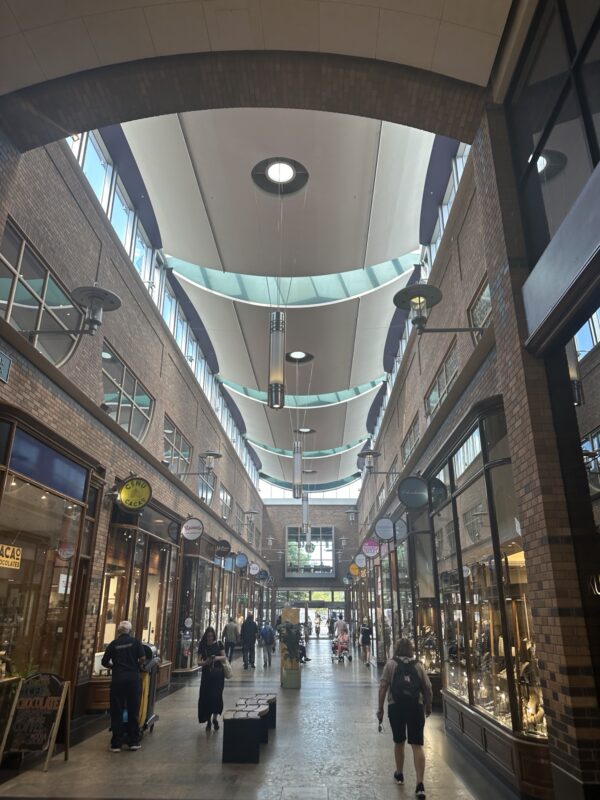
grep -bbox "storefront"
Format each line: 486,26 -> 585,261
428,407 -> 552,798
89,502 -> 180,708
0,411 -> 99,691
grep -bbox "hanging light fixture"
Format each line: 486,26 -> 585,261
292,439 -> 303,499
268,310 -> 286,408
302,491 -> 315,552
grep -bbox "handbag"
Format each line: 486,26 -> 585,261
222,659 -> 233,679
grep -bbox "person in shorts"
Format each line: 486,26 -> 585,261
377,638 -> 432,798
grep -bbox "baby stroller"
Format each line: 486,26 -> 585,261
331,633 -> 352,663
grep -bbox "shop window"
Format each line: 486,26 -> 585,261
468,283 -> 492,341
10,428 -> 87,501
413,533 -> 440,675
0,223 -> 83,366
581,427 -> 600,496
401,415 -> 420,464
286,526 -> 334,576
219,485 -> 232,520
396,539 -> 414,643
101,342 -> 154,442
425,344 -> 458,420
490,464 -> 547,737
482,411 -> 511,462
0,475 -> 84,676
81,131 -> 113,208
197,455 -> 215,505
163,416 -> 192,476
452,427 -> 483,488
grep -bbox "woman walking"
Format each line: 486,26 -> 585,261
360,616 -> 373,666
197,627 -> 226,732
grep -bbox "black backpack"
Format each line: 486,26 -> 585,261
391,658 -> 422,704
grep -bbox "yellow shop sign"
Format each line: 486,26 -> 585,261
0,544 -> 22,569
116,477 -> 152,511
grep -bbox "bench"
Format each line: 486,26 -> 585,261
222,710 -> 261,763
238,692 -> 277,729
233,700 -> 270,742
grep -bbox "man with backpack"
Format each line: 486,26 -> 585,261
259,620 -> 275,667
376,638 -> 432,798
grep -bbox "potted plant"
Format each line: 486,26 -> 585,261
277,621 -> 302,689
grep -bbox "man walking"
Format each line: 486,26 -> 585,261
259,620 -> 275,667
222,617 -> 239,662
377,638 -> 432,798
240,612 -> 258,669
101,620 -> 146,752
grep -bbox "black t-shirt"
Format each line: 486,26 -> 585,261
102,634 -> 145,676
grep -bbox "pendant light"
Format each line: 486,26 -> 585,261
292,439 -> 302,498
268,310 -> 286,408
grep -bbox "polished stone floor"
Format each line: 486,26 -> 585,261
0,639 -> 515,800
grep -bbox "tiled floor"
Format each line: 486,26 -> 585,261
0,639 -> 515,799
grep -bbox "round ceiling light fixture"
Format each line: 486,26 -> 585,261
252,157 -> 309,196
266,161 -> 295,184
294,427 -> 315,434
302,469 -> 317,474
286,351 -> 314,364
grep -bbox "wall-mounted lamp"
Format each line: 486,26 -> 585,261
21,285 -> 121,338
393,284 -> 486,336
172,450 -> 222,478
345,508 -> 357,523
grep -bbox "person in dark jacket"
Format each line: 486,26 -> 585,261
240,612 -> 258,669
197,627 -> 226,731
101,620 -> 146,752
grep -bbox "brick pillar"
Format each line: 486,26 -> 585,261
472,106 -> 600,798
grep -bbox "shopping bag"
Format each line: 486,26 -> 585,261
222,659 -> 233,679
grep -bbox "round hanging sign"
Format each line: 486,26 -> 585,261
342,576 -> 352,585
235,553 -> 249,569
215,539 -> 231,558
116,476 -> 152,512
398,476 -> 429,509
184,617 -> 193,629
430,477 -> 448,510
374,518 -> 395,542
182,517 -> 204,540
57,541 -> 75,561
167,520 -> 180,541
249,562 -> 260,576
258,569 -> 269,581
305,542 -> 315,553
348,562 -> 360,576
395,517 -> 408,541
362,539 -> 379,558
354,553 -> 367,569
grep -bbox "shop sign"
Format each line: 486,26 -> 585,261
354,553 -> 367,569
182,518 -> 203,540
362,539 -> 379,558
258,569 -> 269,581
0,349 -> 11,384
0,543 -> 21,569
374,518 -> 394,542
116,477 -> 152,511
348,563 -> 360,576
235,553 -> 248,569
397,476 -> 429,509
248,562 -> 260,575
343,576 -> 352,585
215,539 -> 231,558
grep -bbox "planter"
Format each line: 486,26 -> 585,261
281,667 -> 301,689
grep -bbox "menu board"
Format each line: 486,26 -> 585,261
1,673 -> 70,772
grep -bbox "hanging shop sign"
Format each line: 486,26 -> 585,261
374,518 -> 394,542
167,521 -> 180,541
348,563 -> 360,576
354,553 -> 367,569
397,476 -> 429,509
0,543 -> 22,570
235,553 -> 249,569
0,349 -> 12,384
258,569 -> 269,581
362,539 -> 379,558
342,576 -> 352,585
215,539 -> 231,558
182,518 -> 203,540
115,476 -> 152,511
248,562 -> 260,576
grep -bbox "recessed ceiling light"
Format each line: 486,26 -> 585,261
302,469 -> 317,474
266,161 -> 295,184
101,351 -> 112,360
295,427 -> 315,434
286,351 -> 314,364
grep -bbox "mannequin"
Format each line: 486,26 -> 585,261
520,640 -> 546,731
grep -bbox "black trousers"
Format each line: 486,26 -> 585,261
110,673 -> 141,747
242,641 -> 255,666
225,640 -> 235,662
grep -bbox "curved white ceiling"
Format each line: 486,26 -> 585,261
123,108 -> 433,484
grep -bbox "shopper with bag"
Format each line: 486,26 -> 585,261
259,620 -> 275,667
197,627 -> 226,732
376,638 -> 432,798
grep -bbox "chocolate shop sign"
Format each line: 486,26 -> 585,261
0,543 -> 22,570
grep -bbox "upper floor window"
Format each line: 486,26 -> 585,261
401,415 -> 420,464
132,224 -> 152,279
163,415 -> 192,476
81,132 -> 113,208
197,455 -> 215,506
376,484 -> 385,510
101,342 -> 154,441
575,307 -> 600,359
0,222 -> 83,366
469,283 -> 492,340
387,456 -> 398,493
110,179 -> 135,250
162,284 -> 176,329
425,344 -> 458,420
220,485 -> 232,520
286,526 -> 334,576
